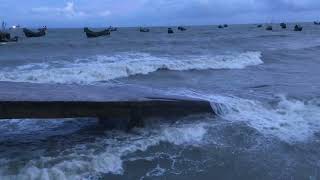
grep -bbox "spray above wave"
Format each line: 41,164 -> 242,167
166,90 -> 320,143
0,52 -> 262,84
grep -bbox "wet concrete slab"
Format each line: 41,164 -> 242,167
0,82 -> 215,128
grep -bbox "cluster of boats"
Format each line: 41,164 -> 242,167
84,26 -> 187,38
0,26 -> 47,42
218,24 -> 228,28
258,23 -> 304,31
2,21 -> 320,43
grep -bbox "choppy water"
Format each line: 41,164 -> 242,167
0,24 -> 320,180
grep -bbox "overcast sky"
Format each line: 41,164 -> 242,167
0,0 -> 320,27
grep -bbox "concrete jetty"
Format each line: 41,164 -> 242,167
0,82 -> 215,129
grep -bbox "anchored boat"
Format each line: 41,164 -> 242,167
0,32 -> 18,42
168,28 -> 174,34
266,25 -> 273,31
294,25 -> 303,31
178,26 -> 187,31
84,27 -> 110,38
139,27 -> 150,32
280,23 -> 287,29
23,28 -> 46,38
107,26 -> 117,32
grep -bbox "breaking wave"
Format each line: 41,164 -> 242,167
166,90 -> 320,143
0,120 -> 210,179
0,52 -> 262,84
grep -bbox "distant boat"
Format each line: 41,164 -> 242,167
107,26 -> 117,31
178,26 -> 187,31
218,25 -> 224,28
0,32 -> 18,42
84,27 -> 110,38
314,21 -> 320,25
294,25 -> 303,31
280,23 -> 287,29
168,28 -> 174,34
223,24 -> 228,28
257,24 -> 263,28
139,27 -> 150,32
23,27 -> 46,38
9,25 -> 21,30
266,25 -> 273,31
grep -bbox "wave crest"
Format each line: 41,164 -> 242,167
0,52 -> 262,84
166,90 -> 320,143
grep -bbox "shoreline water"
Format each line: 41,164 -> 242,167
0,25 -> 319,179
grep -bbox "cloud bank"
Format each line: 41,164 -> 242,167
0,0 -> 319,27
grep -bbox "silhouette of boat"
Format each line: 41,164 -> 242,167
139,27 -> 150,32
84,27 -> 110,38
107,26 -> 117,31
23,28 -> 46,38
168,28 -> 174,34
280,23 -> 287,29
294,25 -> 303,31
266,26 -> 273,31
0,32 -> 18,42
178,26 -> 187,31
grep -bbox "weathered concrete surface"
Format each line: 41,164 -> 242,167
0,82 -> 215,128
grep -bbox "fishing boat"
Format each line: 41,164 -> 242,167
178,26 -> 187,31
294,25 -> 303,31
84,27 -> 110,38
280,23 -> 287,29
168,28 -> 174,34
139,27 -> 150,32
23,28 -> 46,38
107,26 -> 117,31
0,32 -> 18,42
266,25 -> 273,31
9,25 -> 21,30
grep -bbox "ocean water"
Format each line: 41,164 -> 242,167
0,24 -> 320,179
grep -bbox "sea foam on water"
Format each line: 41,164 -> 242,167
0,51 -> 263,84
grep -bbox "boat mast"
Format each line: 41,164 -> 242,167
1,21 -> 7,31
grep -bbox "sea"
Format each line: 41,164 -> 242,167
0,23 -> 319,180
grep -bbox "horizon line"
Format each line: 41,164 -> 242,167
10,20 -> 314,29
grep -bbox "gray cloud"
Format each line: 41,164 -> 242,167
0,0 -> 320,27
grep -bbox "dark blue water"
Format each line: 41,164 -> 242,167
0,24 -> 320,180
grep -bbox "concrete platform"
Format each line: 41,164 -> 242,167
0,82 -> 215,129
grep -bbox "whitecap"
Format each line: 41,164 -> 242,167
0,51 -> 263,84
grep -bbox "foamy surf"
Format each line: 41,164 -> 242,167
166,90 -> 320,143
0,121 -> 209,180
0,51 -> 262,84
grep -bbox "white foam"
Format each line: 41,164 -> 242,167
0,122 -> 209,179
169,90 -> 320,143
145,165 -> 166,177
0,52 -> 263,84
